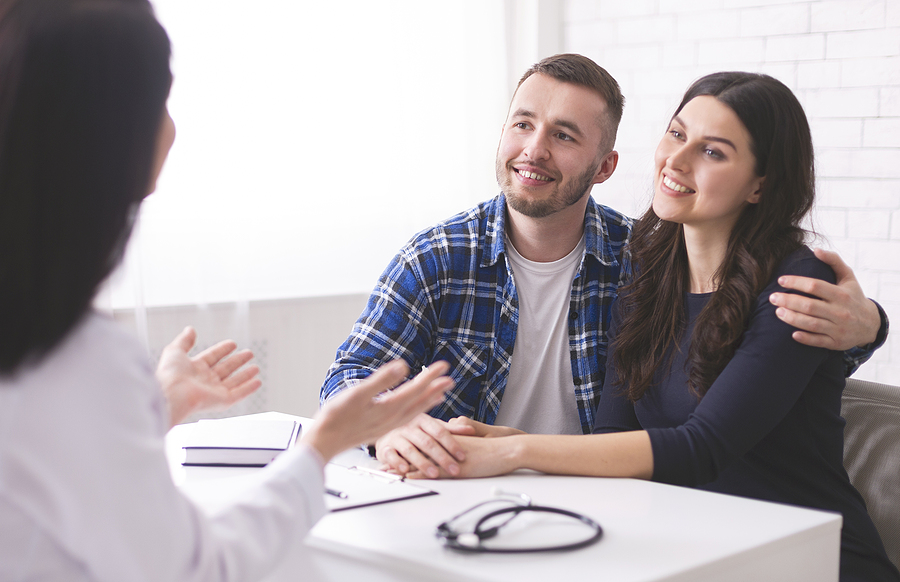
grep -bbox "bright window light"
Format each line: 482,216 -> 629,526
107,0 -> 508,308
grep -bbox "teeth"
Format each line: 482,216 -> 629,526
518,170 -> 551,181
663,175 -> 695,193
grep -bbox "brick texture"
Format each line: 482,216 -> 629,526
564,0 -> 900,383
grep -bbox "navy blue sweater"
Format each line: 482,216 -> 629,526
594,247 -> 898,581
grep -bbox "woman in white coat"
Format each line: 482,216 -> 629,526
0,1 -> 453,580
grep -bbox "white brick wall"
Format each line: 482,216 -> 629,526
563,0 -> 900,384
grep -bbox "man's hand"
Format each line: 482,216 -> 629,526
375,413 -> 467,479
769,248 -> 881,350
304,361 -> 454,463
156,327 -> 261,427
405,435 -> 521,480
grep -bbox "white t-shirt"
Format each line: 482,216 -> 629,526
0,313 -> 326,582
494,236 -> 585,435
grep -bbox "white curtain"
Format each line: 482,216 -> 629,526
101,0 -> 513,316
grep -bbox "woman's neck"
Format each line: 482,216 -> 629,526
682,223 -> 732,294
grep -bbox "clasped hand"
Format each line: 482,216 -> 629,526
375,414 -> 523,478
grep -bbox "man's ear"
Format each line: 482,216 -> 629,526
592,150 -> 619,185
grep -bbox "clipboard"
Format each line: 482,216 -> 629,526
324,464 -> 437,512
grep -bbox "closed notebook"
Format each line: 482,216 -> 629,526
182,417 -> 301,467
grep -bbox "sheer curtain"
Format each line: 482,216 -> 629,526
99,0 -> 511,318
93,1 -> 559,417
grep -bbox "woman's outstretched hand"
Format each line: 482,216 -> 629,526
303,361 -> 455,463
156,327 -> 262,427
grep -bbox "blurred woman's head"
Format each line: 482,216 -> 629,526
0,0 -> 172,373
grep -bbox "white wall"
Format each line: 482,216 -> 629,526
110,0 -> 509,309
565,0 -> 900,384
114,294 -> 368,419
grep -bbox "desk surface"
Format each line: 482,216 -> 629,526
167,412 -> 841,582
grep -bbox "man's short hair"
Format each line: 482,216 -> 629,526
517,54 -> 625,154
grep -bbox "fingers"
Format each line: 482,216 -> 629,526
212,349 -> 255,380
223,363 -> 260,390
446,417 -> 478,435
373,410 -> 464,478
377,427 -> 451,478
223,377 -> 262,405
770,291 -> 837,322
381,364 -> 453,423
166,326 -> 196,355
773,275 -> 839,302
377,442 -> 414,474
412,417 -> 465,472
812,248 -> 855,282
350,360 -> 410,401
195,339 -> 239,368
773,303 -> 835,331
789,330 -> 839,350
379,435 -> 438,476
776,307 -> 842,349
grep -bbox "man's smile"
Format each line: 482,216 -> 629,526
514,167 -> 554,183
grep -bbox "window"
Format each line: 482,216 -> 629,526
106,0 -> 509,308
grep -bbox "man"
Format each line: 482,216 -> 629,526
320,54 -> 887,479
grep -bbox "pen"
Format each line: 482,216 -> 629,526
325,487 -> 348,499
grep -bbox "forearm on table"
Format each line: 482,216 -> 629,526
507,431 -> 654,479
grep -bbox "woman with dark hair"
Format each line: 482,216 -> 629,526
431,72 -> 900,581
0,0 -> 452,580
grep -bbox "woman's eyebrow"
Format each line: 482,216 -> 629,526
672,114 -> 737,151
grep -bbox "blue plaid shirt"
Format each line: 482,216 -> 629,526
320,194 -> 883,434
321,194 -> 633,434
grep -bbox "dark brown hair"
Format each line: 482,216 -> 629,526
0,0 -> 172,373
517,53 -> 625,153
612,72 -> 814,400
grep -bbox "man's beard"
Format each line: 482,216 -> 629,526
496,157 -> 599,218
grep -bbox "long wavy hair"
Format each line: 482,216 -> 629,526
0,0 -> 171,374
611,72 -> 815,400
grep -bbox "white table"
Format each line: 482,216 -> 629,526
167,413 -> 841,582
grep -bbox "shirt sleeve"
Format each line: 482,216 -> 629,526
319,247 -> 438,405
841,299 -> 890,377
108,365 -> 327,582
3,317 -> 327,582
643,255 -> 838,487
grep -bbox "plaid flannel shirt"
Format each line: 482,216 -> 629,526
320,194 -> 633,434
320,194 -> 884,434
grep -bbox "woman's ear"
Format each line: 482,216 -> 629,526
747,177 -> 764,204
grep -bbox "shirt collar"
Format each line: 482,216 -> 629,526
485,193 -> 622,268
583,196 -> 623,267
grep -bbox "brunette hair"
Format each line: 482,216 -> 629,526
517,53 -> 625,153
0,0 -> 171,373
612,72 -> 815,400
